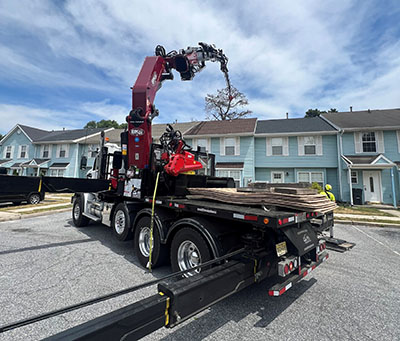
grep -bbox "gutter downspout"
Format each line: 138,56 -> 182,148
391,167 -> 397,208
348,166 -> 354,206
74,143 -> 79,178
337,130 -> 344,201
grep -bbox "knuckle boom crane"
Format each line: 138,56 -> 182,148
0,42 -> 353,340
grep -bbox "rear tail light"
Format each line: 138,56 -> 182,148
289,261 -> 294,271
284,264 -> 289,274
278,256 -> 299,277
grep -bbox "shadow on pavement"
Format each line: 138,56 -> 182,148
159,277 -> 317,340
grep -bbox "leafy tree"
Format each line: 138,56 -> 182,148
305,108 -> 338,117
205,86 -> 252,120
84,120 -> 127,129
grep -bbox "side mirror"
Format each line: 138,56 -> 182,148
113,151 -> 123,170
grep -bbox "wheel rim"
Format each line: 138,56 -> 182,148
177,240 -> 202,275
30,195 -> 40,205
138,226 -> 151,257
114,210 -> 126,235
73,203 -> 80,220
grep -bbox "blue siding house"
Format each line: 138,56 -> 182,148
322,109 -> 400,206
254,117 -> 339,198
0,124 -> 110,178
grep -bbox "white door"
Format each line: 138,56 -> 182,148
363,171 -> 381,202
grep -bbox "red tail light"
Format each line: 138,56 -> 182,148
284,264 -> 289,274
289,262 -> 294,271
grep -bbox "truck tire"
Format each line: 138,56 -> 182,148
28,193 -> 41,205
134,216 -> 167,269
72,197 -> 90,227
112,203 -> 134,241
170,227 -> 212,276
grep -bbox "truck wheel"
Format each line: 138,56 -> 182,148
170,227 -> 212,276
28,193 -> 41,205
112,203 -> 133,241
72,197 -> 90,227
134,216 -> 167,269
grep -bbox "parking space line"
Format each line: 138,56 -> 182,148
350,225 -> 400,256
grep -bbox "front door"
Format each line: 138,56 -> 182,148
363,171 -> 381,203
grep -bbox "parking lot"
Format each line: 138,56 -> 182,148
0,212 -> 399,340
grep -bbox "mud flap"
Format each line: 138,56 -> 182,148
281,222 -> 319,256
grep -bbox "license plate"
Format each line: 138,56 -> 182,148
276,241 -> 287,257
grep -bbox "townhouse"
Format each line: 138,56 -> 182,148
322,108 -> 400,206
254,117 -> 339,198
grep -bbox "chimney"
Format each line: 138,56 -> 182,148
350,106 -> 352,112
286,112 -> 289,119
63,127 -> 65,131
368,109 -> 371,113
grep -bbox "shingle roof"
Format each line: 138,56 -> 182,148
321,108 -> 400,130
255,117 -> 336,134
215,162 -> 244,168
84,129 -> 122,144
19,124 -> 50,141
152,122 -> 200,139
35,128 -> 105,142
185,118 -> 257,136
49,162 -> 70,168
344,155 -> 377,164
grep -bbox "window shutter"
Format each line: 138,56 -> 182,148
40,145 -> 44,157
65,144 -> 70,158
397,131 -> 400,153
235,137 -> 240,156
18,145 -> 22,158
266,138 -> 272,156
11,146 -> 14,158
283,137 -> 289,156
207,138 -> 211,152
56,145 -> 61,158
298,137 -> 304,156
193,138 -> 198,151
48,145 -> 52,158
25,145 -> 29,158
220,138 -> 225,156
354,132 -> 362,153
316,136 -> 323,156
376,131 -> 384,153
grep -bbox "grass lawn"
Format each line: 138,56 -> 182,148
334,205 -> 396,217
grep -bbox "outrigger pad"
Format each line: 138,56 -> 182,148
325,237 -> 356,252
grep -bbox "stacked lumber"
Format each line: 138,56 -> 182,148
187,187 -> 337,213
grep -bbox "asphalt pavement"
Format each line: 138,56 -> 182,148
0,212 -> 399,340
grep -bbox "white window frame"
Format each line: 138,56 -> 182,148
41,144 -> 52,158
351,170 -> 358,184
4,145 -> 13,159
193,138 -> 210,153
362,132 -> 377,153
220,137 -> 240,156
56,144 -> 69,158
216,168 -> 242,187
298,136 -> 323,156
271,171 -> 284,183
18,145 -> 28,159
297,171 -> 324,187
355,131 -> 384,154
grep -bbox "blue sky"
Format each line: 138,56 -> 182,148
0,0 -> 399,134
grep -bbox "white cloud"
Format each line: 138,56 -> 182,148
0,0 -> 399,130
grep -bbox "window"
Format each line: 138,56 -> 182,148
196,139 -> 209,152
89,144 -> 99,158
42,145 -> 50,158
271,172 -> 284,183
50,169 -> 65,177
58,144 -> 68,158
5,146 -> 12,158
304,136 -> 316,155
225,138 -> 236,156
271,138 -> 283,156
362,132 -> 376,152
297,171 -> 324,187
216,169 -> 241,187
19,145 -> 27,158
351,171 -> 358,184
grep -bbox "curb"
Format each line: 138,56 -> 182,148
0,208 -> 71,222
335,219 -> 400,228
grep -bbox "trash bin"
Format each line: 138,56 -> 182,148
352,188 -> 363,205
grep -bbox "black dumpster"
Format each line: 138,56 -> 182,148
352,188 -> 363,205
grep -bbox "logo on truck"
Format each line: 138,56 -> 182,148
303,233 -> 311,244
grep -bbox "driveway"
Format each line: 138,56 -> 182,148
0,213 -> 399,340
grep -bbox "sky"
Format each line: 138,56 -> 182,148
0,0 -> 399,134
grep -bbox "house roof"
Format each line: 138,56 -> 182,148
342,154 -> 395,169
344,155 -> 377,164
152,122 -> 200,139
19,124 -> 50,141
84,129 -> 123,144
215,162 -> 244,169
0,159 -> 11,165
49,162 -> 70,168
255,117 -> 336,134
185,118 -> 257,137
35,128 -> 105,143
321,108 -> 400,130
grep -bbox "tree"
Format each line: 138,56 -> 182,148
84,120 -> 127,129
304,108 -> 338,117
205,86 -> 252,120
